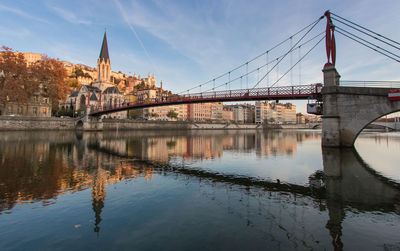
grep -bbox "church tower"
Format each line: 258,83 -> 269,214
97,31 -> 111,83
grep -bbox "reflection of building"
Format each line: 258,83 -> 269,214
106,131 -> 320,162
92,167 -> 107,233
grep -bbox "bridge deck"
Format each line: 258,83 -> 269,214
90,84 -> 322,116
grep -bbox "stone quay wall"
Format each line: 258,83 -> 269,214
102,119 -> 263,130
0,116 -> 76,130
0,116 -> 265,131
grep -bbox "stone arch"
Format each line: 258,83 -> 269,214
323,86 -> 400,147
312,124 -> 322,129
352,109 -> 400,144
76,120 -> 84,129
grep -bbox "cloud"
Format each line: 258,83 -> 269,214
0,3 -> 48,23
113,1 -> 234,70
110,0 -> 332,93
113,0 -> 159,75
50,6 -> 91,25
0,25 -> 30,39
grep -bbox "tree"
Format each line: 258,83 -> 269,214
0,47 -> 68,110
167,110 -> 178,120
65,78 -> 79,88
30,56 -> 68,109
0,46 -> 33,103
134,82 -> 146,91
128,110 -> 140,119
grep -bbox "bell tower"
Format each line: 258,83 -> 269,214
97,31 -> 111,83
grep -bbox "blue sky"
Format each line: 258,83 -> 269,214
1,0 -> 400,112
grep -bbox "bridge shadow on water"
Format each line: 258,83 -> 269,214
1,130 -> 399,250
88,136 -> 400,250
89,137 -> 400,212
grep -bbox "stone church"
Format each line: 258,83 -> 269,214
62,32 -> 126,119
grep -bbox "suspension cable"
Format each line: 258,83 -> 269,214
266,51 -> 269,87
290,36 -> 293,84
336,26 -> 400,59
251,15 -> 324,89
178,16 -> 324,94
201,31 -> 325,92
336,30 -> 400,63
270,36 -> 325,87
331,12 -> 400,48
331,17 -> 400,51
298,45 -> 301,84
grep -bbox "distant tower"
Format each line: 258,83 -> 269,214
97,31 -> 111,83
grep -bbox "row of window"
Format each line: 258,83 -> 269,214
32,97 -> 49,104
7,106 -> 48,115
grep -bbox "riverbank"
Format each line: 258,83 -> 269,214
0,116 -> 318,131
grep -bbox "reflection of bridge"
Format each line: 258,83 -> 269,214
90,132 -> 400,212
1,130 -> 399,249
92,133 -> 400,249
80,11 -> 400,147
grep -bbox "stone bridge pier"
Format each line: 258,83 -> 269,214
76,107 -> 103,131
322,65 -> 400,147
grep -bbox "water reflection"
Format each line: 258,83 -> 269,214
0,130 -> 318,213
323,147 -> 400,250
0,130 -> 399,250
91,130 -> 318,161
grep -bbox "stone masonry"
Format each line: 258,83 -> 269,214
322,65 -> 400,147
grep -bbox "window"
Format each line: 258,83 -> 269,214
33,107 -> 37,115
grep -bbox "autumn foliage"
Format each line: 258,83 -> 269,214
0,46 -> 68,108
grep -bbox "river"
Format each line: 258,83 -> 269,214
0,130 -> 399,250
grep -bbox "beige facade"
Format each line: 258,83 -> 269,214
210,102 -> 223,121
142,104 -> 187,121
188,103 -> 212,121
254,101 -> 296,124
283,103 -> 296,123
296,113 -> 305,124
222,109 -> 233,122
224,105 -> 254,123
1,91 -> 51,117
21,52 -> 42,65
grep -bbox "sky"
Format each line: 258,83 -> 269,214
1,0 -> 400,113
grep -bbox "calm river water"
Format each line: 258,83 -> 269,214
0,129 -> 399,250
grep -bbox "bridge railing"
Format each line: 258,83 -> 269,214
179,84 -> 322,100
340,81 -> 400,88
90,84 -> 322,115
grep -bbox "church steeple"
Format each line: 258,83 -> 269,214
97,31 -> 111,83
99,32 -> 110,61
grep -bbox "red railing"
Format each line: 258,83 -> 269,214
90,84 -> 322,116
